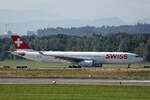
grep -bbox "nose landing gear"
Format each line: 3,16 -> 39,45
128,64 -> 131,68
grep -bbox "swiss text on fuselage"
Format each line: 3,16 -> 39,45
106,54 -> 128,59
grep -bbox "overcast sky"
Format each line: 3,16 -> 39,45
0,0 -> 150,23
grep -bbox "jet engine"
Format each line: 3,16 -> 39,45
78,60 -> 93,67
78,60 -> 103,67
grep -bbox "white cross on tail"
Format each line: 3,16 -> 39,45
15,38 -> 23,47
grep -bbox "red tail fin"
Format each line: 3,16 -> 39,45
11,35 -> 31,50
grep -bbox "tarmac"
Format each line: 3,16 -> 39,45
0,77 -> 150,86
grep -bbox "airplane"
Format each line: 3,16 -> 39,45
10,35 -> 143,68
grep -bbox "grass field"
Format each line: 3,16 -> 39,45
0,60 -> 150,69
0,84 -> 150,100
1,68 -> 150,79
0,60 -> 150,79
0,60 -> 69,69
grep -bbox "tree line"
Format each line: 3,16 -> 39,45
37,23 -> 150,36
0,33 -> 150,61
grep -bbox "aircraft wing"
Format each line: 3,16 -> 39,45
44,54 -> 88,63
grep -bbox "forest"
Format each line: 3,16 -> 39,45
0,32 -> 150,62
37,23 -> 150,36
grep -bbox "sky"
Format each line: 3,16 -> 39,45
0,0 -> 150,23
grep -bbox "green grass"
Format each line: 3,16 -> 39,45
0,84 -> 150,100
0,60 -> 150,79
0,60 -> 68,69
0,60 -> 149,69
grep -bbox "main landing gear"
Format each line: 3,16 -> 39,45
68,65 -> 81,68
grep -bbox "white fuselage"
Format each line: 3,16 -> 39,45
14,51 -> 143,65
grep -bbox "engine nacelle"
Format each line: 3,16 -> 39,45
78,60 -> 103,67
78,60 -> 93,67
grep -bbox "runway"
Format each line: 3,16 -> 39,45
0,77 -> 150,86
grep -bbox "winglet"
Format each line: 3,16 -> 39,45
11,35 -> 31,50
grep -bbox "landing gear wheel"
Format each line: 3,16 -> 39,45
68,65 -> 81,68
68,66 -> 73,68
128,64 -> 131,68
